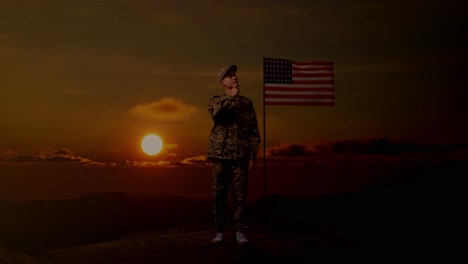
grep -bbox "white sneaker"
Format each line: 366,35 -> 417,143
236,231 -> 248,245
211,232 -> 224,244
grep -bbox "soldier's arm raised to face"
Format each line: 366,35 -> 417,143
208,94 -> 234,122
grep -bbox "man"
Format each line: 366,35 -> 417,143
207,64 -> 261,245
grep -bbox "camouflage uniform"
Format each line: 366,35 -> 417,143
208,93 -> 261,232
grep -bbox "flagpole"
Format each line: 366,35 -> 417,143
262,56 -> 266,201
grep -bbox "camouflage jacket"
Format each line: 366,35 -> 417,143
207,93 -> 261,160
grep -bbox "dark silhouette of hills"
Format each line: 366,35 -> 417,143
0,159 -> 467,263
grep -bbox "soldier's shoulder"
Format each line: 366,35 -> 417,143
210,94 -> 222,100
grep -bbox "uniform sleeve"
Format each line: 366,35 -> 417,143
248,104 -> 261,160
208,94 -> 233,122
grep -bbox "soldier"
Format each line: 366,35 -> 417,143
207,64 -> 261,245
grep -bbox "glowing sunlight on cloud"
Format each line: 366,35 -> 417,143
124,155 -> 211,168
180,155 -> 210,167
130,97 -> 199,121
125,160 -> 179,168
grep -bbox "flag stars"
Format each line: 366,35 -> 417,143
264,59 -> 292,83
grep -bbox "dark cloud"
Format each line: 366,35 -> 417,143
9,149 -> 86,164
6,148 -> 116,167
52,149 -> 73,156
267,144 -> 316,158
316,138 -> 468,156
11,155 -> 82,163
9,155 -> 43,163
266,138 -> 468,159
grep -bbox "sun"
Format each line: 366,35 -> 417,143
141,134 -> 163,155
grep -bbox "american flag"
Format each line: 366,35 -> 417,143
263,58 -> 335,106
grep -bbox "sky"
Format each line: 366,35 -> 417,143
0,0 -> 467,198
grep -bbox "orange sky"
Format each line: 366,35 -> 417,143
1,0 -> 467,169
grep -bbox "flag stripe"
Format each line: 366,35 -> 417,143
293,77 -> 334,81
292,80 -> 334,84
265,94 -> 335,99
265,91 -> 334,95
264,84 -> 334,89
292,72 -> 334,77
265,101 -> 335,106
292,61 -> 333,66
265,98 -> 334,102
292,65 -> 333,70
292,70 -> 332,74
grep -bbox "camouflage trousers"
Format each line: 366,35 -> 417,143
211,158 -> 249,232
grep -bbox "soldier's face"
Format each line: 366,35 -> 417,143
221,70 -> 238,88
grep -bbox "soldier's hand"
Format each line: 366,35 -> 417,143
230,84 -> 240,97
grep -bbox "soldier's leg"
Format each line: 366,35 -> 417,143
230,158 -> 249,232
211,159 -> 231,232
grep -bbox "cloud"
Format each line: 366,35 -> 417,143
124,155 -> 210,168
0,148 -> 20,160
180,155 -> 210,167
5,147 -> 205,168
267,144 -> 317,158
314,138 -> 468,156
9,148 -> 85,164
125,160 -> 181,168
3,148 -> 117,167
263,139 -> 468,162
130,97 -> 200,121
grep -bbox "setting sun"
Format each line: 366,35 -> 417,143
141,134 -> 163,155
